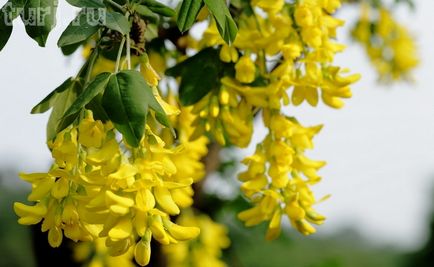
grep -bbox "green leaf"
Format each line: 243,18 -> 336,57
62,72 -> 111,119
177,0 -> 203,32
203,0 -> 237,44
21,0 -> 58,47
166,48 -> 221,106
61,41 -> 83,55
46,81 -> 81,141
66,0 -> 105,8
135,5 -> 159,23
86,96 -> 109,121
0,0 -> 28,51
104,11 -> 130,35
0,15 -> 13,52
58,10 -> 100,47
102,70 -> 149,147
102,70 -> 171,146
140,0 -> 175,17
31,77 -> 74,114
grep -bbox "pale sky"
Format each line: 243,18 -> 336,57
1,0 -> 434,250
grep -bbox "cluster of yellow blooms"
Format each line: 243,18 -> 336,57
351,4 -> 418,81
183,0 -> 359,238
20,0 -> 420,265
14,104 -> 209,266
238,112 -> 327,238
162,210 -> 231,267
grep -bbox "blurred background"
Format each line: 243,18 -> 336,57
1,0 -> 434,266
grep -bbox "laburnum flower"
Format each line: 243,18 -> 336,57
235,55 -> 256,84
189,85 -> 254,148
16,0 -> 365,254
14,110 -> 202,266
162,210 -> 231,267
351,4 -> 418,81
238,112 -> 326,239
177,0 -> 359,241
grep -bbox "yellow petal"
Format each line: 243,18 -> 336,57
28,177 -> 55,201
154,186 -> 180,215
105,191 -> 134,207
136,189 -> 155,212
51,177 -> 70,199
166,221 -> 200,241
108,217 -> 133,240
19,172 -> 48,182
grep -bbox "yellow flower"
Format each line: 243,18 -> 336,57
78,111 -> 106,148
163,210 -> 230,267
235,55 -> 256,83
219,44 -> 239,63
252,0 -> 284,14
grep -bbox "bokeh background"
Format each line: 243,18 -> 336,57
1,0 -> 434,266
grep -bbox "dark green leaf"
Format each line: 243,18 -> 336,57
104,11 -> 130,35
62,72 -> 111,119
0,16 -> 13,52
46,81 -> 81,141
166,48 -> 221,106
0,0 -> 28,51
66,0 -> 105,8
31,77 -> 74,114
140,0 -> 175,17
10,0 -> 28,19
21,0 -> 58,47
203,0 -> 237,44
135,5 -> 159,23
86,96 -> 109,121
102,70 -> 148,147
58,10 -> 100,47
61,41 -> 84,55
177,0 -> 203,32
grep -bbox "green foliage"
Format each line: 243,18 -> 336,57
203,0 -> 238,44
166,48 -> 225,106
0,15 -> 13,52
0,0 -> 27,51
21,0 -> 58,46
46,80 -> 81,141
104,11 -> 130,35
31,77 -> 75,114
101,70 -> 168,147
135,5 -> 160,23
140,0 -> 175,17
58,10 -> 100,47
66,0 -> 105,8
176,0 -> 203,32
62,72 -> 112,119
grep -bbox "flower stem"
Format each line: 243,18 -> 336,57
126,12 -> 132,69
115,37 -> 126,72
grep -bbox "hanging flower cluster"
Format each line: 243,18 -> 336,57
351,3 -> 418,81
5,0 -> 417,265
170,0 -> 359,239
14,108 -> 208,265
